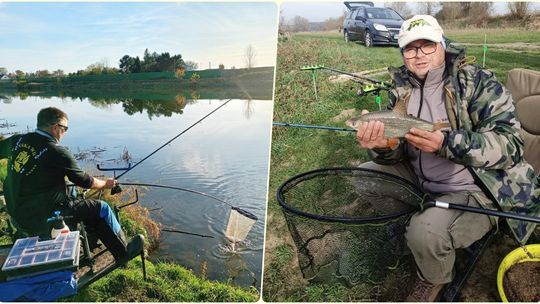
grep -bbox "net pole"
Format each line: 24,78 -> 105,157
429,200 -> 540,224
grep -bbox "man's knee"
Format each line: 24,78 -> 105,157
98,201 -> 122,235
406,211 -> 453,257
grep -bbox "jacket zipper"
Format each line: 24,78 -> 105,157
416,85 -> 428,186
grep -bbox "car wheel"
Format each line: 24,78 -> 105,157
364,32 -> 373,48
344,31 -> 350,43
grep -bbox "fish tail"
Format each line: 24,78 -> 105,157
387,138 -> 399,149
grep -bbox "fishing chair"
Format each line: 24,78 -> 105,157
441,68 -> 540,301
64,186 -> 147,289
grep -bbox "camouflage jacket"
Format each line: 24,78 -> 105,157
370,42 -> 540,244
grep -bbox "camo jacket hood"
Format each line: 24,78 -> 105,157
380,41 -> 540,244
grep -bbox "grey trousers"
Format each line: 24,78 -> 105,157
359,161 -> 497,284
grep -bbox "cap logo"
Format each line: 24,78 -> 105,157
407,19 -> 431,31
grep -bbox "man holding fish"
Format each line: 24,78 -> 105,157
353,15 -> 540,301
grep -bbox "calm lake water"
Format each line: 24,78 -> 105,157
0,94 -> 272,288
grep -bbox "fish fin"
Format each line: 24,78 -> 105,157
345,117 -> 360,129
387,138 -> 399,150
433,122 -> 451,131
392,100 -> 407,116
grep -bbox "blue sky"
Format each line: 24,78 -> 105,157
0,2 -> 278,73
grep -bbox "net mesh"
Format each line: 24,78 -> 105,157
277,168 -> 425,301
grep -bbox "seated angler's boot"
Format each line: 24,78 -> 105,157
406,276 -> 446,302
114,234 -> 145,265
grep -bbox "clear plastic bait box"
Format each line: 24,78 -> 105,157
1,231 -> 80,280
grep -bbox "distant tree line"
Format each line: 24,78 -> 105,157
3,49 -> 202,80
119,49 -> 186,74
279,2 -> 535,33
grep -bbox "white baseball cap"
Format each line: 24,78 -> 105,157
398,15 -> 444,48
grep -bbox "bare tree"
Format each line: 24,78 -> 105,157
244,45 -> 256,69
416,2 -> 440,16
436,2 -> 462,21
323,10 -> 348,31
508,2 -> 530,19
279,8 -> 287,34
437,2 -> 491,25
386,2 -> 412,19
291,15 -> 310,32
468,2 -> 492,25
184,60 -> 199,71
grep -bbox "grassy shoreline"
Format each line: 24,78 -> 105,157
0,67 -> 275,101
0,159 -> 258,302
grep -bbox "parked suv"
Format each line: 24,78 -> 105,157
342,2 -> 404,47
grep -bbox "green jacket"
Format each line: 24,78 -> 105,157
0,131 -> 93,236
370,42 -> 540,244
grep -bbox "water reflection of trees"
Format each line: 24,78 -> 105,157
83,95 -> 199,119
122,97 -> 191,119
243,99 -> 253,119
1,91 -> 264,120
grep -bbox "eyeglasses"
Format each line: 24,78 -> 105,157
55,123 -> 69,132
403,42 -> 438,59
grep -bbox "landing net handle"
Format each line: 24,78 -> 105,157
276,167 -> 419,224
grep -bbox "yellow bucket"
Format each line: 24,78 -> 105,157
497,244 -> 540,302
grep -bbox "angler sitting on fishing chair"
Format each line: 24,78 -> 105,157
356,15 -> 540,301
0,107 -> 143,263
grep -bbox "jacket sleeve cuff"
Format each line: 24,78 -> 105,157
437,130 -> 450,158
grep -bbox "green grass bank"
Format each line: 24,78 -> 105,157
0,158 -> 258,302
0,67 -> 275,101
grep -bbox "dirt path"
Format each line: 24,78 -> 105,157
461,42 -> 540,51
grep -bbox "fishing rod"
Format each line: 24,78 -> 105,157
425,199 -> 540,224
85,98 -> 233,198
87,98 -> 233,197
118,182 -> 236,210
273,122 -> 356,133
119,182 -> 259,241
118,182 -> 259,225
161,228 -> 214,238
113,98 -> 233,182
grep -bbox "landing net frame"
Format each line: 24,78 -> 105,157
276,167 -> 424,301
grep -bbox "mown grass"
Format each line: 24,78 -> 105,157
445,28 -> 540,44
264,29 -> 540,302
67,259 -> 257,302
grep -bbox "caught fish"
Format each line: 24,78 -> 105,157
346,110 -> 450,138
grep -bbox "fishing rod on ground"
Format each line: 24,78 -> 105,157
303,65 -> 392,88
301,64 -> 391,110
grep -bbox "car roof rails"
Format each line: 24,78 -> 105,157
344,1 -> 374,10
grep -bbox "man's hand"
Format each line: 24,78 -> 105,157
405,128 -> 444,153
356,110 -> 391,149
104,178 -> 117,189
91,177 -> 117,190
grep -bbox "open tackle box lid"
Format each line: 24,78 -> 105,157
1,231 -> 80,281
